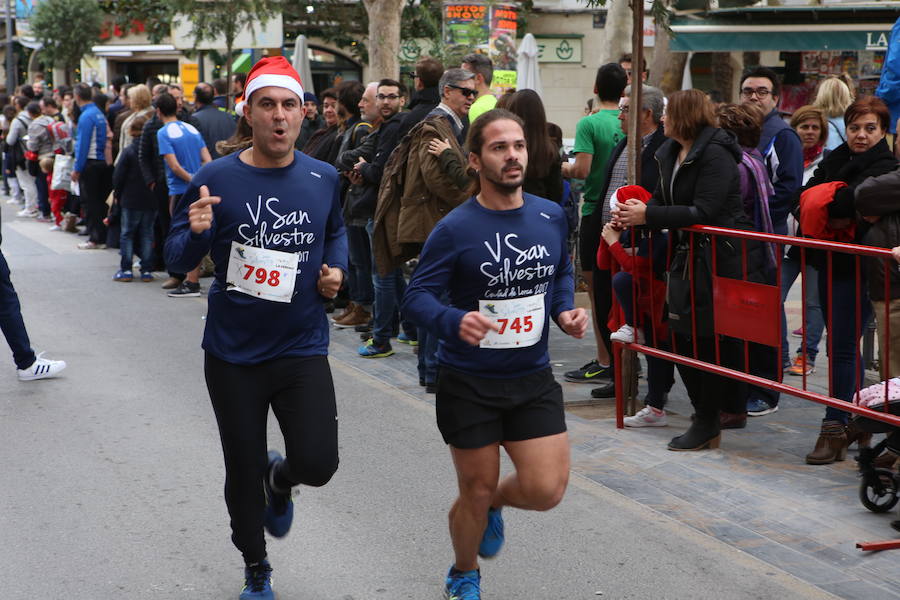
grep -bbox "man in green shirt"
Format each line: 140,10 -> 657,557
561,63 -> 627,387
462,53 -> 497,123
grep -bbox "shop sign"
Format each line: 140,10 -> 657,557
399,38 -> 438,63
181,63 -> 199,99
536,38 -> 582,63
443,3 -> 490,49
866,31 -> 890,51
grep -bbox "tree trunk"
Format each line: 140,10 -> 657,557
648,26 -> 686,95
603,0 -> 632,65
226,40 -> 233,111
363,0 -> 403,81
712,52 -> 734,102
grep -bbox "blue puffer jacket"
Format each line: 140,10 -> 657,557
877,16 -> 900,135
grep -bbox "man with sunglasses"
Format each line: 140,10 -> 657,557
428,68 -> 477,145
739,66 -> 803,419
342,79 -> 415,359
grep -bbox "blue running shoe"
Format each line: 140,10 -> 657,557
478,507 -> 504,558
240,560 -> 274,600
263,450 -> 294,538
444,566 -> 481,600
397,332 -> 419,346
358,339 -> 394,358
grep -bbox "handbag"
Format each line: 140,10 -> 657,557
51,153 -> 74,191
666,234 -> 714,338
25,150 -> 40,177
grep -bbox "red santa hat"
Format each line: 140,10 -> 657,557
608,184 -> 652,213
234,56 -> 304,117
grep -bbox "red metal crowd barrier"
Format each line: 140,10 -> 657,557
612,224 -> 900,431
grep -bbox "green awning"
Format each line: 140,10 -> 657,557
669,4 -> 899,52
232,53 -> 252,73
670,26 -> 893,52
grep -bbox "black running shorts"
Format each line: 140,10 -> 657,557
435,366 -> 567,449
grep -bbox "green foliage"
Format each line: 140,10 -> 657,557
99,0 -> 172,45
284,0 -> 369,63
287,0 -> 534,67
177,0 -> 280,53
31,0 -> 103,72
580,0 -> 672,33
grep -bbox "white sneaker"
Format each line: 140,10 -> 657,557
16,208 -> 39,218
610,324 -> 644,344
6,197 -> 20,204
17,352 -> 66,381
624,405 -> 668,427
48,224 -> 61,231
77,241 -> 105,250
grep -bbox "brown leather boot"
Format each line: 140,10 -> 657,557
845,420 -> 873,449
331,302 -> 357,325
805,420 -> 848,465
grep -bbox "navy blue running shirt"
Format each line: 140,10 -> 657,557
402,194 -> 575,378
165,150 -> 348,364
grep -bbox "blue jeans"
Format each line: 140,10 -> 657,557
346,224 -> 374,306
780,253 -> 825,365
120,208 -> 157,273
818,265 -> 872,424
366,219 -> 412,345
0,248 -> 35,370
34,169 -> 50,217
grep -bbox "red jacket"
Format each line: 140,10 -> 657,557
799,181 -> 854,242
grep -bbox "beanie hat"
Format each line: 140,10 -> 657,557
303,91 -> 319,105
234,56 -> 304,117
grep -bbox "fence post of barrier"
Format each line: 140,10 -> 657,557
885,258 -> 892,410
614,339 -> 624,429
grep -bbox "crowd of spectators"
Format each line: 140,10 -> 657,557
7,58 -> 900,467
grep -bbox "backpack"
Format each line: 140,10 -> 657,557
372,122 -> 419,276
376,124 -> 416,218
5,116 -> 28,170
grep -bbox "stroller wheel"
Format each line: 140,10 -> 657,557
860,469 -> 899,513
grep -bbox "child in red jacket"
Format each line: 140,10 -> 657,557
40,156 -> 67,230
597,185 -> 674,427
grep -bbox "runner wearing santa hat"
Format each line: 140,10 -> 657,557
165,56 -> 347,600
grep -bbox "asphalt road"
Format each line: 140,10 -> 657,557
0,205 -> 834,600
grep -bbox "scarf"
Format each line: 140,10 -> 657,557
803,143 -> 824,168
741,150 -> 776,264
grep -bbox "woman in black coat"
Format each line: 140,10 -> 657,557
797,96 -> 898,465
616,89 -> 758,451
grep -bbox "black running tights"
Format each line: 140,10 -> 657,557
204,353 -> 339,564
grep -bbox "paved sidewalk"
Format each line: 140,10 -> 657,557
6,199 -> 896,599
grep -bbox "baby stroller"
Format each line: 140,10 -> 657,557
852,379 -> 900,525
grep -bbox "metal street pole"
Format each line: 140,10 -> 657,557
620,0 -> 646,416
5,0 -> 14,92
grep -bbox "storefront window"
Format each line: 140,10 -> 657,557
779,50 -> 885,114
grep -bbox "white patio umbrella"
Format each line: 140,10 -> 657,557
516,33 -> 542,97
292,34 -> 315,96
